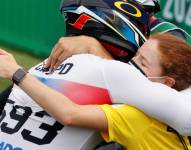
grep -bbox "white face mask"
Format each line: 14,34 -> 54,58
147,76 -> 167,80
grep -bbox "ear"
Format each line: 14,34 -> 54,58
164,77 -> 176,87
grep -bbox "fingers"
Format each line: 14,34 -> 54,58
44,36 -> 91,70
0,49 -> 9,55
44,37 -> 67,70
44,57 -> 52,69
44,43 -> 59,69
50,47 -> 64,71
54,52 -> 71,69
0,49 -> 19,79
0,49 -> 14,59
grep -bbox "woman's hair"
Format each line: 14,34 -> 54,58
151,33 -> 191,91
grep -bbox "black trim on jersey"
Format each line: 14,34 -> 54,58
167,126 -> 189,150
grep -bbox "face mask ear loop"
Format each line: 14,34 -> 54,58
147,76 -> 167,79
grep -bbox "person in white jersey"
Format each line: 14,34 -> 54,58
0,33 -> 191,149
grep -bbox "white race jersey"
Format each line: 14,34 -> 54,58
0,54 -> 191,150
0,54 -> 108,150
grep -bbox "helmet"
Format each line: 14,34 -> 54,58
60,0 -> 156,62
135,0 -> 160,14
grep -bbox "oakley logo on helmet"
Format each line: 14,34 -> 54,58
114,1 -> 142,18
103,0 -> 150,27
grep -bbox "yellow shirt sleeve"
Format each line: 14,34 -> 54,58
99,105 -> 191,150
99,104 -> 152,145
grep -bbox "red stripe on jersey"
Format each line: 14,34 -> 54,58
59,80 -> 112,105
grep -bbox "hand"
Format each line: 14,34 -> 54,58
0,49 -> 20,80
44,35 -> 112,71
44,36 -> 92,70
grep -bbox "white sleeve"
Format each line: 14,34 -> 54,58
101,60 -> 191,135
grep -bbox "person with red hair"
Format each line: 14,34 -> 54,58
0,33 -> 191,149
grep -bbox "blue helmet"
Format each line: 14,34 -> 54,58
60,0 -> 160,62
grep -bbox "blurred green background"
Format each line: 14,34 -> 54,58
0,0 -> 65,91
0,0 -> 65,57
0,0 -> 191,92
156,0 -> 191,35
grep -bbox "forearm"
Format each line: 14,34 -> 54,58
17,73 -> 107,131
18,73 -> 79,125
0,49 -> 108,131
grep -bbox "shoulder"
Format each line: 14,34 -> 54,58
101,60 -> 143,76
100,104 -> 154,144
101,104 -> 152,132
101,104 -> 151,120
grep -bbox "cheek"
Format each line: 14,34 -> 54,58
148,66 -> 162,77
142,68 -> 152,77
132,56 -> 141,67
148,78 -> 164,84
152,62 -> 163,76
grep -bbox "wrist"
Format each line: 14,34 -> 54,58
79,35 -> 99,53
87,37 -> 113,59
86,36 -> 102,53
11,67 -> 27,85
8,65 -> 21,79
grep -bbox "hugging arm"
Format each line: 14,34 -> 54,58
45,35 -> 191,135
17,74 -> 108,131
0,49 -> 108,132
102,60 -> 191,135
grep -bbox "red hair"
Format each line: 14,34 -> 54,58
151,33 -> 191,91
